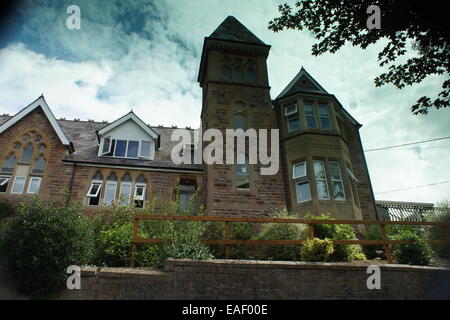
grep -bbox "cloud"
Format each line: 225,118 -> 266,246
0,0 -> 448,204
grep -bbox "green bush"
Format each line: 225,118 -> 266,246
304,213 -> 366,262
202,221 -> 225,258
300,238 -> 334,262
390,226 -> 435,266
425,203 -> 450,258
255,211 -> 306,261
2,198 -> 95,299
0,199 -> 16,219
361,225 -> 385,259
229,222 -> 259,259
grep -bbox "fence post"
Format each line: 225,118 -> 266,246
308,223 -> 314,240
224,221 -> 231,258
379,224 -> 393,264
130,216 -> 139,267
441,225 -> 450,252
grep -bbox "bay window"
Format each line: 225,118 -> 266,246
329,162 -> 345,200
285,104 -> 300,132
318,104 -> 332,130
292,161 -> 311,203
313,161 -> 330,200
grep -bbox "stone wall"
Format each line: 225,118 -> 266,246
58,259 -> 450,300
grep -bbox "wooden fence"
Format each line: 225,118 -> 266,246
130,215 -> 450,267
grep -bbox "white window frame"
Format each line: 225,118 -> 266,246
295,181 -> 312,203
11,176 -> 26,194
101,137 -> 112,156
313,160 -> 330,200
329,161 -> 346,201
139,140 -> 153,159
27,177 -> 42,194
0,175 -> 10,193
119,182 -> 133,205
103,181 -> 117,206
86,180 -> 103,197
285,104 -> 298,116
134,183 -> 147,201
292,162 -> 307,179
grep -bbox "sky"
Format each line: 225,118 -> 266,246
0,0 -> 448,205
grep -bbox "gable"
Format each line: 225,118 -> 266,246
97,111 -> 158,140
102,119 -> 156,142
276,68 -> 328,100
0,96 -> 72,149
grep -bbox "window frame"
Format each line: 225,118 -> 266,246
292,161 -> 307,179
27,177 -> 42,194
0,175 -> 10,193
318,104 -> 332,131
119,182 -> 133,205
304,102 -> 318,129
295,181 -> 312,203
86,180 -> 103,198
11,176 -> 26,194
313,160 -> 330,200
235,153 -> 250,190
285,104 -> 300,133
103,181 -> 118,206
329,161 -> 346,201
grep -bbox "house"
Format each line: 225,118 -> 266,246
0,16 -> 378,220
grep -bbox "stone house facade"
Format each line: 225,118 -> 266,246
0,16 -> 378,220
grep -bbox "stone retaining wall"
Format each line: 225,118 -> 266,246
57,259 -> 450,300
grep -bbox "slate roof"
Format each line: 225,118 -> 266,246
0,114 -> 202,172
209,16 -> 267,46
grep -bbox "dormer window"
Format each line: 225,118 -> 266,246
100,138 -> 154,159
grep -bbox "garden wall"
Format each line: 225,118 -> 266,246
58,259 -> 450,300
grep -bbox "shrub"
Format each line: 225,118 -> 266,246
2,198 -> 95,299
0,199 -> 16,219
425,202 -> 450,258
229,222 -> 259,259
304,213 -> 366,262
361,225 -> 385,259
300,238 -> 334,262
255,211 -> 306,261
202,221 -> 225,258
390,226 -> 435,266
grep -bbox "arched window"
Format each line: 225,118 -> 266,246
87,172 -> 103,206
32,156 -> 46,174
2,155 -> 16,173
236,153 -> 250,189
103,173 -> 118,206
119,173 -> 133,206
134,175 -> 147,208
20,145 -> 33,163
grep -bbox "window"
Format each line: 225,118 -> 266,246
126,141 -> 139,158
2,155 -> 16,173
296,182 -> 312,203
20,145 -> 33,163
245,58 -> 256,83
27,177 -> 42,194
233,58 -> 244,81
178,178 -> 196,213
87,175 -> 103,206
11,176 -> 26,194
32,156 -> 46,174
103,182 -> 117,206
304,103 -> 317,129
102,137 -> 112,155
134,184 -> 146,208
292,161 -> 306,179
329,162 -> 345,200
221,56 -> 232,80
0,176 -> 10,193
114,140 -> 127,157
285,104 -> 300,132
236,153 -> 250,189
119,182 -> 132,206
234,114 -> 246,131
318,104 -> 332,130
140,141 -> 152,158
313,161 -> 330,200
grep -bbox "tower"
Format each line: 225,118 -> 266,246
197,16 -> 287,216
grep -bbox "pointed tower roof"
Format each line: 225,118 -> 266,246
209,16 -> 267,46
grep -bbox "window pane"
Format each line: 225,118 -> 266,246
140,141 -> 151,158
246,69 -> 255,82
320,117 -> 331,130
332,182 -> 345,200
102,138 -> 111,154
2,155 -> 16,172
234,114 -> 246,131
288,118 -> 300,132
306,116 -> 317,128
329,162 -> 341,181
316,180 -> 329,200
28,178 -> 41,194
20,145 -> 33,163
32,156 -> 46,174
179,192 -> 194,213
318,105 -> 329,116
236,175 -> 250,189
222,65 -> 232,80
114,140 -> 126,157
296,182 -> 311,202
293,162 -> 306,179
285,105 -> 297,115
119,183 -> 132,204
12,177 -> 26,194
234,67 -> 244,81
103,183 -> 117,205
304,104 -> 314,115
0,177 -> 10,193
126,141 -> 139,158
313,161 -> 326,180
